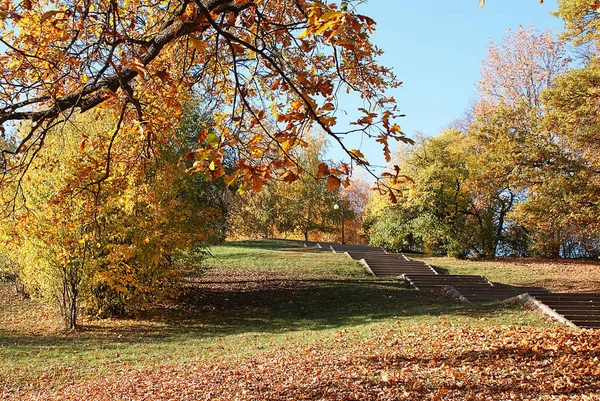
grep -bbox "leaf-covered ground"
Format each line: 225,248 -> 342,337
2,240 -> 599,400
8,324 -> 600,400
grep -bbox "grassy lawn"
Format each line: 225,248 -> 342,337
409,254 -> 600,292
2,240 -> 598,400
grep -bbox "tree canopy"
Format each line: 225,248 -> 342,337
366,8 -> 600,258
0,0 -> 411,209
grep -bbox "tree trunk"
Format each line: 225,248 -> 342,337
59,278 -> 78,330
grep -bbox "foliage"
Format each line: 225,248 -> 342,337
227,184 -> 282,239
363,202 -> 424,251
0,0 -> 411,206
0,106 -> 228,327
477,26 -> 569,109
366,130 -> 513,257
338,176 -> 371,244
228,135 -> 346,241
366,23 -> 600,259
554,0 -> 600,47
466,26 -> 574,256
15,324 -> 600,401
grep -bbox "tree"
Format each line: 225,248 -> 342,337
338,176 -> 371,244
0,0 -> 410,208
227,185 -> 282,239
0,106 -> 228,328
366,130 -> 513,257
477,26 -> 569,110
466,26 -> 572,257
554,0 -> 600,48
274,136 -> 342,241
534,55 -> 600,257
228,134 -> 343,241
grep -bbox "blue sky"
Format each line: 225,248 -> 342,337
330,0 -> 564,171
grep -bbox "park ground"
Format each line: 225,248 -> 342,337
1,240 -> 600,400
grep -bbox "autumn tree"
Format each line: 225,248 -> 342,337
338,176 -> 371,244
228,134 -> 344,241
365,130 -> 515,257
527,0 -> 600,257
273,135 -> 342,241
463,13 -> 600,258
466,26 -> 573,257
227,185 -> 282,239
478,26 -> 569,110
363,192 -> 424,252
0,0 -> 409,210
0,106 -> 228,328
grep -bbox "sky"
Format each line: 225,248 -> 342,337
329,0 -> 565,172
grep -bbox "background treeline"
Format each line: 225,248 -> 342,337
366,14 -> 600,259
227,134 -> 369,244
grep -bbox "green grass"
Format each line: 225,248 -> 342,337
0,240 -> 553,391
408,255 -> 600,292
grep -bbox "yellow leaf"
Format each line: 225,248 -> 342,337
189,35 -> 206,52
320,11 -> 341,22
250,148 -> 263,158
291,100 -> 303,111
237,183 -> 248,195
298,29 -> 310,40
349,149 -> 365,160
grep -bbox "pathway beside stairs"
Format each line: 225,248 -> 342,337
304,242 -> 600,330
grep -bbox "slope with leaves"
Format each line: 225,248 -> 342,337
7,324 -> 600,400
1,239 -> 562,397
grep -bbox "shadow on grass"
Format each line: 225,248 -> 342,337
0,279 -> 517,352
217,239 -> 305,251
430,264 -> 451,274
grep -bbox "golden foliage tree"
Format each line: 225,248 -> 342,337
0,109 -> 225,328
228,134 -> 343,241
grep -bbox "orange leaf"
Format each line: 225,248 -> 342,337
321,102 -> 335,112
282,171 -> 299,183
41,10 -> 61,23
155,70 -> 170,83
325,175 -> 341,190
251,175 -> 264,192
129,58 -> 148,79
317,162 -> 329,179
